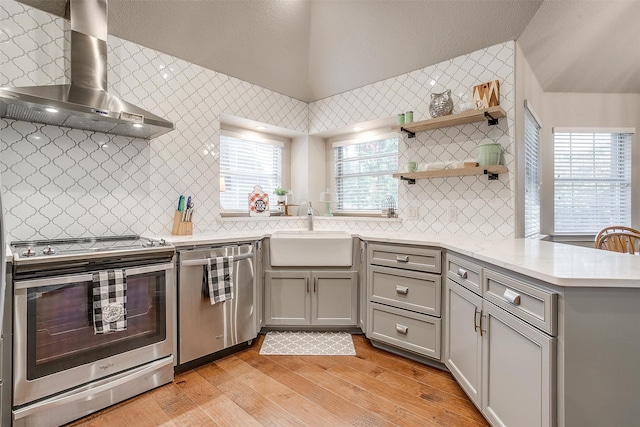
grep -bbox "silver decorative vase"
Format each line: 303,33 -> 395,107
429,89 -> 454,118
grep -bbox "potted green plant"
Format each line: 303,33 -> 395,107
274,187 -> 288,203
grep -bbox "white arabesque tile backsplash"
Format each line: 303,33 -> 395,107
310,42 -> 515,238
1,121 -> 151,239
1,0 -> 515,242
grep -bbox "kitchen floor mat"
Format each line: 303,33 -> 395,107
259,331 -> 356,356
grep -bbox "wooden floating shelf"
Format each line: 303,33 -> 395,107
392,106 -> 506,137
393,165 -> 508,184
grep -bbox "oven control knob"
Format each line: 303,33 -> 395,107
42,245 -> 56,255
160,239 -> 167,246
147,240 -> 155,247
22,247 -> 36,257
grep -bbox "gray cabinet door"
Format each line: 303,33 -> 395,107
264,271 -> 311,326
444,279 -> 483,408
312,271 -> 358,326
482,301 -> 555,427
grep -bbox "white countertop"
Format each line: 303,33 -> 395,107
361,232 -> 640,288
151,230 -> 640,289
157,231 -> 265,247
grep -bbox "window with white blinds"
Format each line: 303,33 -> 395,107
334,135 -> 398,211
219,131 -> 282,211
524,107 -> 541,238
553,129 -> 633,233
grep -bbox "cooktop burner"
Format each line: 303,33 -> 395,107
10,235 -> 171,260
10,235 -> 175,279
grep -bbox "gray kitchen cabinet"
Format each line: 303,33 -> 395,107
481,297 -> 555,427
369,243 -> 441,273
264,270 -> 357,327
369,302 -> 441,359
264,271 -> 310,325
366,242 -> 443,361
312,271 -> 358,325
445,280 -> 483,407
445,254 -> 556,427
370,265 -> 441,316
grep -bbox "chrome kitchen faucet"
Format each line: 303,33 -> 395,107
307,202 -> 314,231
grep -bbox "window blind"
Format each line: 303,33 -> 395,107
220,132 -> 282,211
553,130 -> 633,233
334,136 -> 398,211
524,107 -> 541,238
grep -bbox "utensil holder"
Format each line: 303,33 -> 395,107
171,211 -> 193,235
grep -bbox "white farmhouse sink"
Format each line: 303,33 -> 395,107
269,230 -> 353,266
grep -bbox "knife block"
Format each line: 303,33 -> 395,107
171,211 -> 193,235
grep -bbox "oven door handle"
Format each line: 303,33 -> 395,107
125,262 -> 174,277
14,262 -> 174,290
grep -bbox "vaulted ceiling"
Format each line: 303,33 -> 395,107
16,0 -> 640,102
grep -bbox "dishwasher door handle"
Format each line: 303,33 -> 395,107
180,252 -> 252,267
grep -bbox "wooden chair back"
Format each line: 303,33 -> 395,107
595,226 -> 640,249
596,232 -> 640,254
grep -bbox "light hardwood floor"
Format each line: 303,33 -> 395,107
68,334 -> 488,426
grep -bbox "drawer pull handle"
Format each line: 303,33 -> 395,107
396,255 -> 409,263
503,289 -> 521,305
395,324 -> 408,334
395,285 -> 409,295
457,268 -> 468,279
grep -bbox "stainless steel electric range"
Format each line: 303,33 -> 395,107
10,235 -> 175,427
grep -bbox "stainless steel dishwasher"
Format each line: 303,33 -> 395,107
177,242 -> 257,366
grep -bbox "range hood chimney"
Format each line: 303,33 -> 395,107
0,0 -> 175,139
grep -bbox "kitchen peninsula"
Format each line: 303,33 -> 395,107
158,228 -> 640,427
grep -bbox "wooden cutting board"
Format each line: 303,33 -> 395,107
473,80 -> 500,109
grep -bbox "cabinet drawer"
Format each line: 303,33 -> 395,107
369,302 -> 441,359
483,269 -> 557,336
370,265 -> 441,316
369,243 -> 441,273
446,254 -> 482,295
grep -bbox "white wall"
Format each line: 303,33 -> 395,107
290,135 -> 310,206
290,134 -> 325,212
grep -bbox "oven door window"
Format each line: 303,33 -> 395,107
26,271 -> 166,380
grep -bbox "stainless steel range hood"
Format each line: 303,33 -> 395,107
0,0 -> 174,140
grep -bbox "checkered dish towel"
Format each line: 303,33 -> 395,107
206,256 -> 234,304
92,270 -> 127,334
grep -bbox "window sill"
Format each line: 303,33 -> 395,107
546,233 -> 597,242
332,211 -> 388,217
218,214 -> 292,221
217,214 -> 402,223
315,216 -> 403,223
